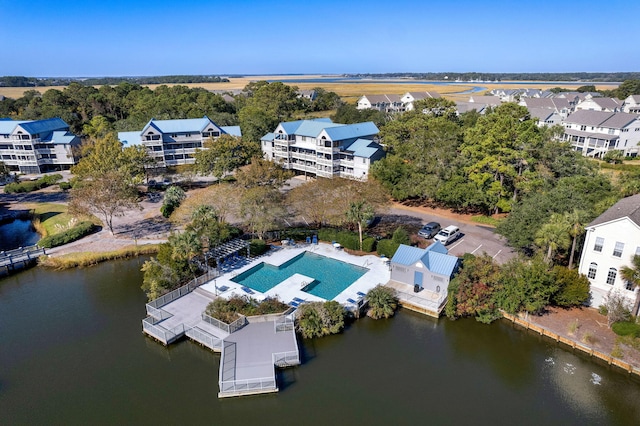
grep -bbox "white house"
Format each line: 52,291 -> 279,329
562,110 -> 640,157
118,116 -> 241,167
356,94 -> 404,112
519,97 -> 572,118
575,97 -> 624,113
0,117 -> 81,174
261,118 -> 384,180
455,101 -> 488,115
468,95 -> 501,107
528,107 -> 564,127
401,91 -> 441,111
623,95 -> 640,114
578,194 -> 640,315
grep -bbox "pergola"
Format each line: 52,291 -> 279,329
205,238 -> 251,271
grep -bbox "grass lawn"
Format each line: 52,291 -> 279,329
25,203 -> 100,237
470,215 -> 502,227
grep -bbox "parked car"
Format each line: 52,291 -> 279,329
434,225 -> 460,245
418,222 -> 441,239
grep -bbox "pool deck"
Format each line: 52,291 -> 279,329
201,243 -> 391,307
143,242 -> 391,398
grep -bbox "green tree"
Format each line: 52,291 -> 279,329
534,213 -> 571,263
235,157 -> 293,188
194,134 -> 258,179
0,161 -> 10,182
620,255 -> 640,316
365,285 -> 399,319
345,200 -> 374,251
239,186 -> 286,239
565,209 -> 589,269
551,266 -> 590,307
161,185 -> 186,218
296,301 -> 346,338
603,150 -> 625,164
496,256 -> 557,316
185,204 -> 230,250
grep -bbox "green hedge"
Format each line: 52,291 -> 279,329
376,239 -> 400,257
37,221 -> 95,248
4,174 -> 63,194
317,228 -> 359,250
281,228 -> 317,241
249,239 -> 268,256
362,237 -> 376,252
612,321 -> 640,337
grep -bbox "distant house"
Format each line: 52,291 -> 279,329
623,95 -> 640,114
575,97 -> 624,113
578,194 -> 640,315
562,110 -> 640,157
401,91 -> 441,111
455,101 -> 488,115
519,97 -> 572,118
0,117 -> 81,174
528,107 -> 563,127
356,94 -> 404,112
297,90 -> 318,101
468,95 -> 501,107
261,118 -> 383,180
118,116 -> 241,168
389,243 -> 459,314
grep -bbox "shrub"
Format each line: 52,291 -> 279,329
377,239 -> 400,257
317,228 -> 360,251
296,301 -> 346,338
551,266 -> 590,307
205,295 -> 288,324
59,181 -> 72,191
249,239 -> 268,256
391,227 -> 410,245
611,321 -> 640,337
361,237 -> 376,253
366,285 -> 398,319
3,174 -> 63,194
37,221 -> 95,248
282,228 -> 317,241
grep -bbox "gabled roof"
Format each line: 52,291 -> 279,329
469,95 -> 501,106
16,117 -> 69,134
221,126 -> 241,137
49,130 -> 78,145
528,107 -> 556,122
323,122 -> 379,141
269,119 -> 378,142
588,193 -> 640,228
362,94 -> 402,104
404,91 -> 441,101
118,131 -> 143,146
141,116 -> 221,134
391,243 -> 459,277
261,132 -> 275,142
456,101 -> 487,114
565,110 -> 638,128
342,138 -> 384,159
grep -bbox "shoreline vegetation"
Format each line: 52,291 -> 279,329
39,244 -> 160,269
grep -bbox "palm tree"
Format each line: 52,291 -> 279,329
346,200 -> 374,251
366,285 -> 399,319
620,255 -> 640,317
564,209 -> 589,269
534,213 -> 570,264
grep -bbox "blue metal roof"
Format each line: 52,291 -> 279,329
323,121 -> 379,141
342,138 -> 384,159
294,120 -> 342,137
0,119 -> 21,134
141,116 -> 222,134
221,126 -> 241,137
18,118 -> 69,134
49,131 -> 79,145
261,132 -> 275,142
391,243 -> 458,277
118,131 -> 143,146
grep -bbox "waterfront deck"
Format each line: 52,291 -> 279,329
385,280 -> 447,318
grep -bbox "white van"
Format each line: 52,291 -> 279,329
434,225 -> 460,245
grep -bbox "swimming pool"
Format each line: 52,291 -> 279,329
231,252 -> 368,300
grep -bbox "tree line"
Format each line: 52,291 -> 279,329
346,72 -> 640,82
0,75 -> 229,87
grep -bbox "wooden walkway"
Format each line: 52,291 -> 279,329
0,245 -> 45,275
142,274 -> 300,398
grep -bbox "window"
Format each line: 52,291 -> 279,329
594,237 -> 604,252
626,280 -> 635,291
588,263 -> 597,279
613,241 -> 624,257
607,268 -> 617,285
580,125 -> 587,131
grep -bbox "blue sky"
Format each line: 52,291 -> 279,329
1,0 -> 639,77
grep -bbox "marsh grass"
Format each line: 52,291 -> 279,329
39,245 -> 160,269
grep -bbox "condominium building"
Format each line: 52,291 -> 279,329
261,118 -> 384,180
0,117 -> 80,174
118,116 -> 241,167
562,110 -> 640,157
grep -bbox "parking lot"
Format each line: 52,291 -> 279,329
386,206 -> 517,264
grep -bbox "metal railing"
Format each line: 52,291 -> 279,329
146,271 -> 216,310
274,316 -> 295,333
145,304 -> 173,321
0,245 -> 46,267
395,289 -> 447,313
272,350 -> 300,367
142,317 -> 185,344
219,376 -> 277,394
185,326 -> 223,351
202,313 -> 247,334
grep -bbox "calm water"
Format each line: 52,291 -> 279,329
0,219 -> 39,251
232,252 -> 366,299
1,259 -> 640,425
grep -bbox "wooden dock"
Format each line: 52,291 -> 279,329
0,245 -> 45,275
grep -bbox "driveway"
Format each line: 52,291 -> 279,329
385,205 -> 516,264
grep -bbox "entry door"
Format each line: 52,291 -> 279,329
413,271 -> 423,287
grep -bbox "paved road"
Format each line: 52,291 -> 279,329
387,206 -> 516,264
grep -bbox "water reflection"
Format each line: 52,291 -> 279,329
0,219 -> 39,250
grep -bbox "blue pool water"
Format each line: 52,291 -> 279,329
231,252 -> 367,300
